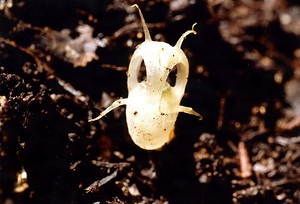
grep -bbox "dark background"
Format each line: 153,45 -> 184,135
0,0 -> 300,203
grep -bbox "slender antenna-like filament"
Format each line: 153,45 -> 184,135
132,4 -> 152,41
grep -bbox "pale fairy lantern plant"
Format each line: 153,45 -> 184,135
90,5 -> 201,150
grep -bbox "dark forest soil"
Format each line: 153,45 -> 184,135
0,0 -> 300,203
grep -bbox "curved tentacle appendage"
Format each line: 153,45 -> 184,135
90,5 -> 201,150
175,23 -> 197,48
88,99 -> 127,122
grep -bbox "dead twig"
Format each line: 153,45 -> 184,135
238,141 -> 252,178
85,170 -> 118,193
277,115 -> 300,131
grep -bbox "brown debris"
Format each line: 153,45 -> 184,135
40,24 -> 99,67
